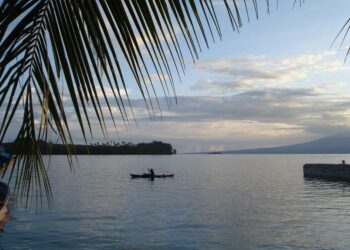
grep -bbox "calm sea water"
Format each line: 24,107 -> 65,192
1,154 -> 350,249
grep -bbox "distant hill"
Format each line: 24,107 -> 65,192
210,133 -> 350,154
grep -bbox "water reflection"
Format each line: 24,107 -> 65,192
3,155 -> 350,249
304,177 -> 350,190
0,212 -> 10,232
0,198 -> 12,232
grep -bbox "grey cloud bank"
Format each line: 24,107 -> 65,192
30,87 -> 350,152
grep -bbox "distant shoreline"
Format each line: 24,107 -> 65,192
185,151 -> 350,155
188,133 -> 350,154
3,140 -> 176,155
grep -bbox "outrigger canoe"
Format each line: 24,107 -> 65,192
130,173 -> 174,178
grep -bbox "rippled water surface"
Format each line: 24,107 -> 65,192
2,154 -> 350,249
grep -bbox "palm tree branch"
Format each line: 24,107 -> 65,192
3,0 -> 339,206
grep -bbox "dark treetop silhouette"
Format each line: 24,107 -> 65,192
3,140 -> 176,155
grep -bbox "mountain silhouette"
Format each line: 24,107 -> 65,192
212,133 -> 350,154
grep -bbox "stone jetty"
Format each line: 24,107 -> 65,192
303,162 -> 350,181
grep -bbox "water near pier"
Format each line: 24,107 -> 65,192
1,154 -> 350,249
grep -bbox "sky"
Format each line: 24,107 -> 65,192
116,0 -> 350,153
4,0 -> 350,153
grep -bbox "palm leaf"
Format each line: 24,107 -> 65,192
0,0 -> 310,205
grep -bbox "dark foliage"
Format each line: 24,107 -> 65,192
3,140 -> 176,155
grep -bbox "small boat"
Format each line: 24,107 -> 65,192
130,173 -> 174,178
0,147 -> 11,169
0,182 -> 9,215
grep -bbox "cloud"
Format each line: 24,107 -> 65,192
55,86 -> 350,151
4,48 -> 350,152
4,84 -> 350,152
192,52 -> 348,94
142,88 -> 320,123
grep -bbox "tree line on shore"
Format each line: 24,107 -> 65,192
3,140 -> 176,155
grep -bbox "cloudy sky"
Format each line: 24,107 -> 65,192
121,1 -> 350,153
4,1 -> 350,153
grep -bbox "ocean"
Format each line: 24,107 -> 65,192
1,154 -> 350,249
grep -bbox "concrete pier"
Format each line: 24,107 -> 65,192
303,163 -> 350,181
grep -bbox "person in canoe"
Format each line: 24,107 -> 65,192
149,168 -> 155,178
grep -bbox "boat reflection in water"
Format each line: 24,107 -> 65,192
0,182 -> 10,231
0,147 -> 13,231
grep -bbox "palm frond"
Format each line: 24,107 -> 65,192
331,18 -> 350,62
0,0 -> 307,205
